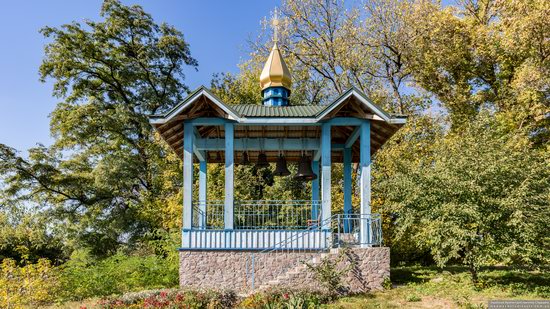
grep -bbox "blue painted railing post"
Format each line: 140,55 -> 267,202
343,147 -> 352,232
224,123 -> 234,230
360,120 -> 371,247
199,160 -> 207,229
183,122 -> 194,233
321,123 -> 331,230
311,160 -> 320,221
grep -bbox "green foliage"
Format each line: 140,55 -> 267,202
92,288 -> 332,309
0,258 -> 60,308
0,1 -> 547,303
404,0 -> 549,137
330,266 -> 550,308
0,207 -> 64,263
239,289 -> 333,309
0,0 -> 194,257
382,277 -> 392,290
96,289 -> 237,309
304,248 -> 354,295
58,250 -> 178,301
406,294 -> 421,302
378,113 -> 550,280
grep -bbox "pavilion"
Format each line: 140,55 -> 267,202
149,38 -> 406,250
148,19 -> 406,290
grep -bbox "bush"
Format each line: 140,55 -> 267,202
96,289 -> 237,308
304,247 -> 354,295
58,250 -> 179,301
238,289 -> 334,309
0,258 -> 60,308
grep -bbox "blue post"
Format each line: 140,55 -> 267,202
224,123 -> 234,230
321,123 -> 331,230
183,122 -> 194,231
199,160 -> 207,228
311,160 -> 320,221
343,147 -> 352,232
360,121 -> 371,246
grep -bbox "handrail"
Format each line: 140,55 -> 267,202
246,213 -> 382,290
247,214 -> 335,289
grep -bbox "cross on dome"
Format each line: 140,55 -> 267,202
259,7 -> 292,106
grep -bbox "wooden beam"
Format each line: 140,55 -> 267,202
360,120 -> 371,246
158,120 -> 183,136
198,160 -> 207,229
195,138 -> 320,151
326,117 -> 369,126
224,122 -> 234,230
189,117 -> 232,126
193,128 -> 206,161
321,123 -> 331,230
345,126 -> 361,148
183,122 -> 194,231
343,147 -> 352,232
311,160 -> 320,220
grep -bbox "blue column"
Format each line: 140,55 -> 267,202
224,123 -> 234,230
183,122 -> 194,231
321,123 -> 331,229
311,160 -> 320,221
199,160 -> 207,228
343,147 -> 352,232
360,121 -> 371,246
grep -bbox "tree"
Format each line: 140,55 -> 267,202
377,113 -> 550,281
0,0 -> 196,256
213,0 -> 432,114
404,0 -> 549,136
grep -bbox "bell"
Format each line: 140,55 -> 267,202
255,152 -> 269,168
273,154 -> 291,176
239,152 -> 250,165
294,155 -> 317,181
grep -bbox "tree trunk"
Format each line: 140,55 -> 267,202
468,265 -> 479,284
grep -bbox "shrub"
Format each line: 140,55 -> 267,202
382,277 -> 392,290
238,289 -> 334,309
96,289 -> 237,308
0,258 -> 60,308
58,250 -> 179,301
304,247 -> 354,295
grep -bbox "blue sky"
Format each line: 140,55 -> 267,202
0,0 -> 278,153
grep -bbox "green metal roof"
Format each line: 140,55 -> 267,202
148,86 -> 407,125
230,104 -> 325,118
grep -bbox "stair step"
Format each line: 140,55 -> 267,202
250,252 -> 337,292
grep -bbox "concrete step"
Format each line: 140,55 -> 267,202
253,251 -> 338,291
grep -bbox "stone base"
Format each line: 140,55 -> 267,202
179,247 -> 390,293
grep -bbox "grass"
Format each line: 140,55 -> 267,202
327,266 -> 550,309
42,266 -> 549,308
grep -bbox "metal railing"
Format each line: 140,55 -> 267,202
192,200 -> 225,229
192,200 -> 322,230
333,214 -> 383,248
245,213 -> 382,290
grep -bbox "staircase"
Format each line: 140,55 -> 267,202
255,248 -> 341,291
244,214 -> 383,292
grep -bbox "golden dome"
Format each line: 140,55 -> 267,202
260,43 -> 292,91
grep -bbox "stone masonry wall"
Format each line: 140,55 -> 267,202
179,247 -> 390,293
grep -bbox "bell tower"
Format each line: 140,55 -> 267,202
260,9 -> 292,106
